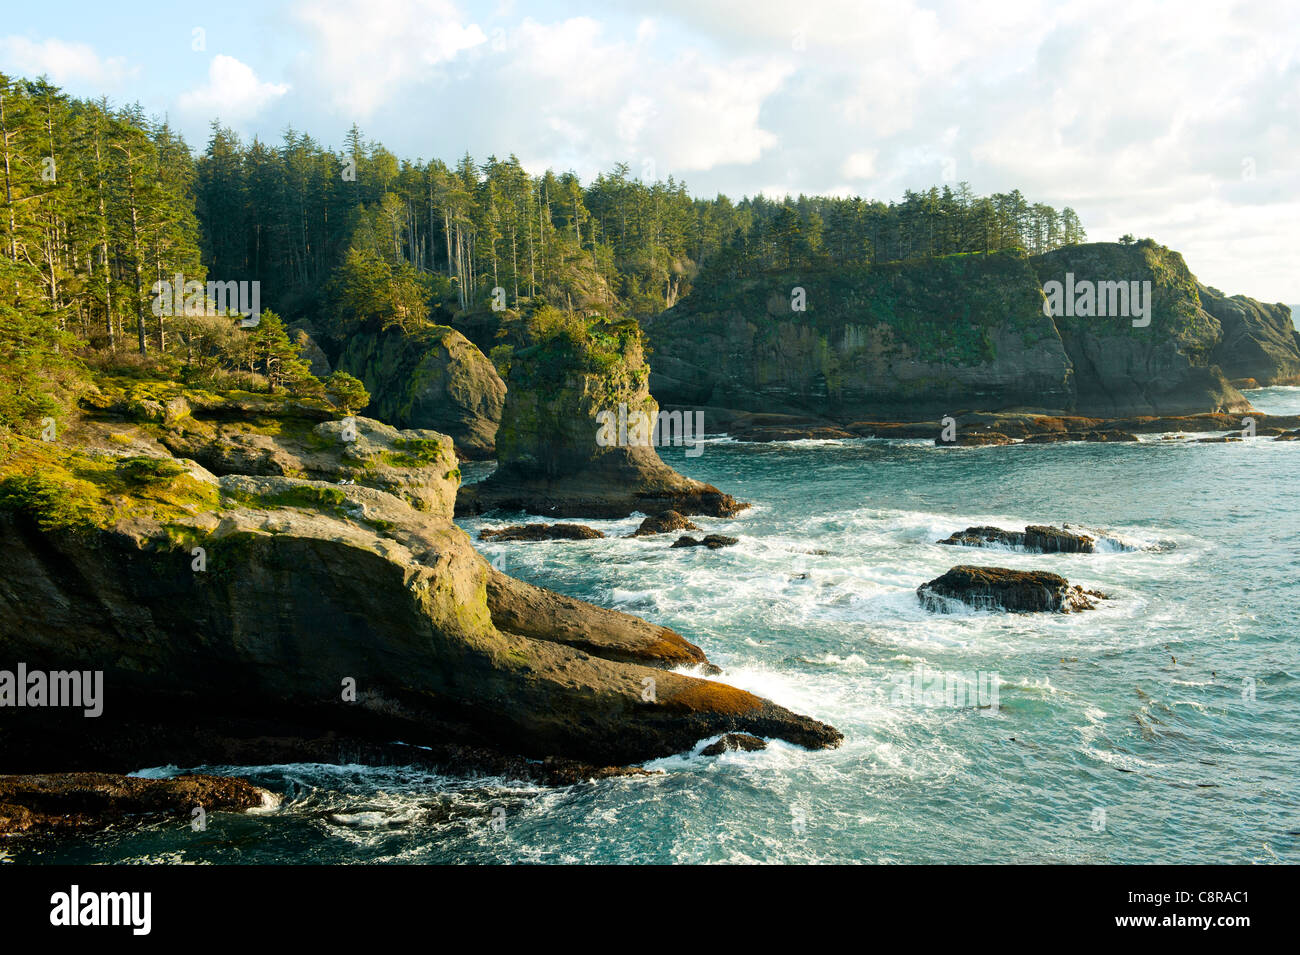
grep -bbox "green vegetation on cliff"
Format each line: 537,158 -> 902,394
1031,239 -> 1217,356
681,249 -> 1050,368
0,440 -> 219,531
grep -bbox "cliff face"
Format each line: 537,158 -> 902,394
647,251 -> 1073,420
458,315 -> 747,518
1202,287 -> 1300,386
1029,243 -> 1249,416
0,386 -> 836,770
338,326 -> 505,460
647,242 -> 1270,421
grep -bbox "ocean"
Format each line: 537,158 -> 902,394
12,388 -> 1300,864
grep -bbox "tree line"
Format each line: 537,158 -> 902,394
0,70 -> 1086,435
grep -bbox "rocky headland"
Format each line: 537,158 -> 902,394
646,240 -> 1297,425
0,376 -> 840,836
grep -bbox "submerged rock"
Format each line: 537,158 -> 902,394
630,511 -> 699,536
918,565 -> 1104,613
938,525 -> 1097,554
480,523 -> 605,542
671,534 -> 739,550
0,773 -> 273,836
700,733 -> 767,756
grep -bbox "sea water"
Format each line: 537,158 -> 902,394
13,390 -> 1300,864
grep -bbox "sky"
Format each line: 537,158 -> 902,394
3,0 -> 1297,302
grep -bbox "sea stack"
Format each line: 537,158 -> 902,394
457,312 -> 747,519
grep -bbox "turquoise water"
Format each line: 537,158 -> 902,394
11,390 -> 1300,864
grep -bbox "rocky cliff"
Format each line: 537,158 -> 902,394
1030,242 -> 1250,415
338,325 -> 505,460
1202,286 -> 1300,386
0,381 -> 837,772
458,312 -> 747,518
647,250 -> 1073,420
646,241 -> 1288,421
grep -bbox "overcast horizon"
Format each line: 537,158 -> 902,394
3,0 -> 1296,302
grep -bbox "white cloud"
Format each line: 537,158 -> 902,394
293,0 -> 487,116
178,55 -> 290,122
491,17 -> 790,178
619,0 -> 1300,299
0,36 -> 136,88
9,2 -> 1298,299
841,150 -> 877,180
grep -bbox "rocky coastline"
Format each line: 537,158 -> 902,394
0,378 -> 839,838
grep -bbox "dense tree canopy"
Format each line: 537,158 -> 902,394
0,70 -> 1087,438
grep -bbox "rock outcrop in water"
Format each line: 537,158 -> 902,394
457,314 -> 747,519
918,565 -> 1104,613
630,511 -> 699,536
480,522 -> 605,541
849,410 -> 1300,444
0,773 -> 274,836
700,733 -> 767,756
647,241 -> 1293,421
938,525 -> 1097,553
0,381 -> 839,779
671,534 -> 740,550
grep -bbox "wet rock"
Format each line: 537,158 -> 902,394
937,525 -> 1096,554
918,565 -> 1105,613
0,772 -> 273,836
936,432 -> 1015,447
671,534 -> 739,550
700,733 -> 767,756
480,523 -> 605,542
1022,430 -> 1138,443
1023,525 -> 1097,553
629,511 -> 699,537
485,567 -> 719,672
733,425 -> 855,442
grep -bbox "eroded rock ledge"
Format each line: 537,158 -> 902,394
0,386 -> 839,785
726,410 -> 1300,444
